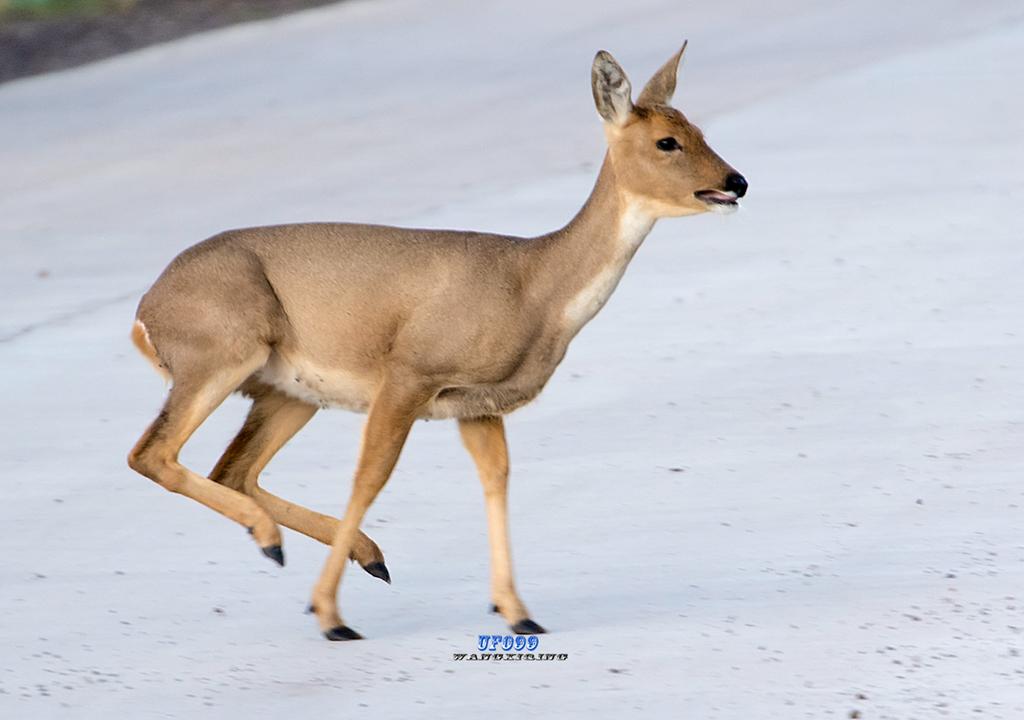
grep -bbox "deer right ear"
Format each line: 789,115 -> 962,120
591,51 -> 633,126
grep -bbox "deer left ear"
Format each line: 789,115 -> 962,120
637,41 -> 687,107
592,50 -> 634,126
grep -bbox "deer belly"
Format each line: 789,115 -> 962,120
256,352 -> 375,412
255,353 -> 550,419
424,382 -> 546,419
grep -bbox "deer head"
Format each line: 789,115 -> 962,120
592,43 -> 747,217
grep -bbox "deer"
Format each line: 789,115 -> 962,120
127,43 -> 747,641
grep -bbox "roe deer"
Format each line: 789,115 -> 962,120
128,44 -> 746,640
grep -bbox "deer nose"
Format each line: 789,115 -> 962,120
725,173 -> 748,197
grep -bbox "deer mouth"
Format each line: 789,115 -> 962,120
694,189 -> 739,213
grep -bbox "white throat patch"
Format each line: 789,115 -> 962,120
562,201 -> 655,333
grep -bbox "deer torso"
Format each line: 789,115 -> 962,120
221,166 -> 652,419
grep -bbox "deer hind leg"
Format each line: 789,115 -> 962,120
459,415 -> 545,635
308,376 -> 429,640
209,383 -> 391,582
128,351 -> 286,565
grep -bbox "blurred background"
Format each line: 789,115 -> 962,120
0,0 -> 339,82
1,1 -> 1023,718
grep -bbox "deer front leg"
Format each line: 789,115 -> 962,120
209,386 -> 390,582
458,415 -> 546,635
308,377 -> 427,640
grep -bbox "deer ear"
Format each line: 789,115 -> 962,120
591,51 -> 633,126
637,41 -> 687,107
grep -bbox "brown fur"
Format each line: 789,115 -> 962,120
127,45 -> 743,638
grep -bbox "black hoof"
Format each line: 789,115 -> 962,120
510,618 -> 547,635
324,625 -> 363,641
489,604 -> 500,614
261,545 -> 285,567
363,561 -> 391,584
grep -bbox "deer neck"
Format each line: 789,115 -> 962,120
533,153 -> 657,338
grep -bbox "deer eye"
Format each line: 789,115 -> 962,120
656,137 -> 680,152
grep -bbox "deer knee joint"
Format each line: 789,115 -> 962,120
128,445 -> 184,493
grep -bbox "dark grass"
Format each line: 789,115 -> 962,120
0,0 -> 347,84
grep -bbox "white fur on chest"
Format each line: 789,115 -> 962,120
257,352 -> 374,412
561,203 -> 654,333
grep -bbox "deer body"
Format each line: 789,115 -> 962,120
128,45 -> 746,640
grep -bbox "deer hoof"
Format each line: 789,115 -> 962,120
324,625 -> 363,641
363,561 -> 391,584
260,545 -> 285,567
510,619 -> 547,635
